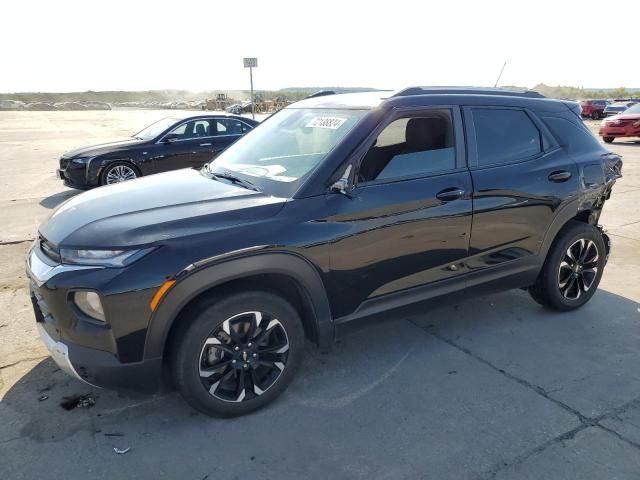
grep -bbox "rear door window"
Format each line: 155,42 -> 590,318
216,119 -> 249,136
471,109 -> 542,166
167,119 -> 212,139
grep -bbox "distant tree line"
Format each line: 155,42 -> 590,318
2,85 -> 638,104
0,89 -> 322,104
529,84 -> 640,100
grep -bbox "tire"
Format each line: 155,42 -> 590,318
591,111 -> 600,120
529,221 -> 606,311
100,161 -> 140,186
603,136 -> 614,144
172,291 -> 304,417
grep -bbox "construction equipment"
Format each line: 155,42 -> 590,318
203,93 -> 234,111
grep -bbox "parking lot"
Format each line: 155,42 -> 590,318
1,110 -> 639,479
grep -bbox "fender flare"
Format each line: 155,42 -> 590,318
143,251 -> 334,359
538,197 -> 592,259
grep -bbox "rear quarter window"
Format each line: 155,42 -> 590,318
541,116 -> 604,155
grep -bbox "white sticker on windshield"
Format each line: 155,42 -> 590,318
305,116 -> 347,130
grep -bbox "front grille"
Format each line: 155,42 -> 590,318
39,235 -> 61,263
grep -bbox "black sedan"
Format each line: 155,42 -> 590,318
58,113 -> 258,189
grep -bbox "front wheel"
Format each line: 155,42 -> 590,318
529,221 -> 606,311
172,291 -> 304,417
603,136 -> 614,144
100,162 -> 139,185
591,111 -> 600,120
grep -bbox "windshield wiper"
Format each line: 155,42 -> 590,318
210,171 -> 260,192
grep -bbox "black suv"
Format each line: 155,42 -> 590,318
28,87 -> 622,417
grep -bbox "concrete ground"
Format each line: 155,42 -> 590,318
0,111 -> 639,479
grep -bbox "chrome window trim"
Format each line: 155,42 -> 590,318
156,117 -> 253,144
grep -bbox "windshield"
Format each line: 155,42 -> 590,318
134,116 -> 179,140
207,108 -> 366,191
623,104 -> 640,114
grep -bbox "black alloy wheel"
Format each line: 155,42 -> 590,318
528,221 -> 606,311
198,311 -> 290,403
172,291 -> 304,417
557,239 -> 599,300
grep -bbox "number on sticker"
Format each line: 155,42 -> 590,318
305,117 -> 347,130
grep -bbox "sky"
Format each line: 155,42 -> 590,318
1,0 -> 638,93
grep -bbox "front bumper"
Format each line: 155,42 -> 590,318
599,125 -> 640,138
57,162 -> 96,189
37,323 -> 93,385
27,245 -> 164,393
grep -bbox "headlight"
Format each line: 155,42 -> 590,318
70,157 -> 91,165
60,248 -> 153,267
73,291 -> 105,321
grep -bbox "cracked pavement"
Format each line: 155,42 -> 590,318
1,112 -> 639,479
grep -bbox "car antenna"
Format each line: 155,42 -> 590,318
494,61 -> 507,88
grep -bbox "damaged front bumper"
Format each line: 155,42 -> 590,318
36,323 -> 93,385
26,245 -> 164,393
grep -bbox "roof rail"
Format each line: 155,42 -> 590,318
305,90 -> 337,99
392,86 -> 545,99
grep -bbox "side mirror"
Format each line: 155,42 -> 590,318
330,165 -> 352,196
163,133 -> 179,143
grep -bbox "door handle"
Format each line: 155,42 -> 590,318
200,143 -> 212,147
436,187 -> 466,202
548,170 -> 572,182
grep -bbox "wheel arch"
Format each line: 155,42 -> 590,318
96,159 -> 143,185
539,198 -> 604,261
144,252 -> 334,361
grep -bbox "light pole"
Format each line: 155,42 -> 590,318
243,57 -> 258,120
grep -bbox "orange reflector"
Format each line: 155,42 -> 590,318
149,279 -> 176,311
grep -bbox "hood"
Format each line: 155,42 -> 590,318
605,113 -> 640,122
62,138 -> 145,158
40,169 -> 286,247
605,105 -> 629,111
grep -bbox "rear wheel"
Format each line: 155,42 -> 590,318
172,291 -> 304,417
529,221 -> 605,311
603,136 -> 614,144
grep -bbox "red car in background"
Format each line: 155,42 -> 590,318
599,103 -> 640,143
580,99 -> 608,119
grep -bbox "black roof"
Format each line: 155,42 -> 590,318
292,86 -> 546,109
392,86 -> 544,99
166,112 -> 258,125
